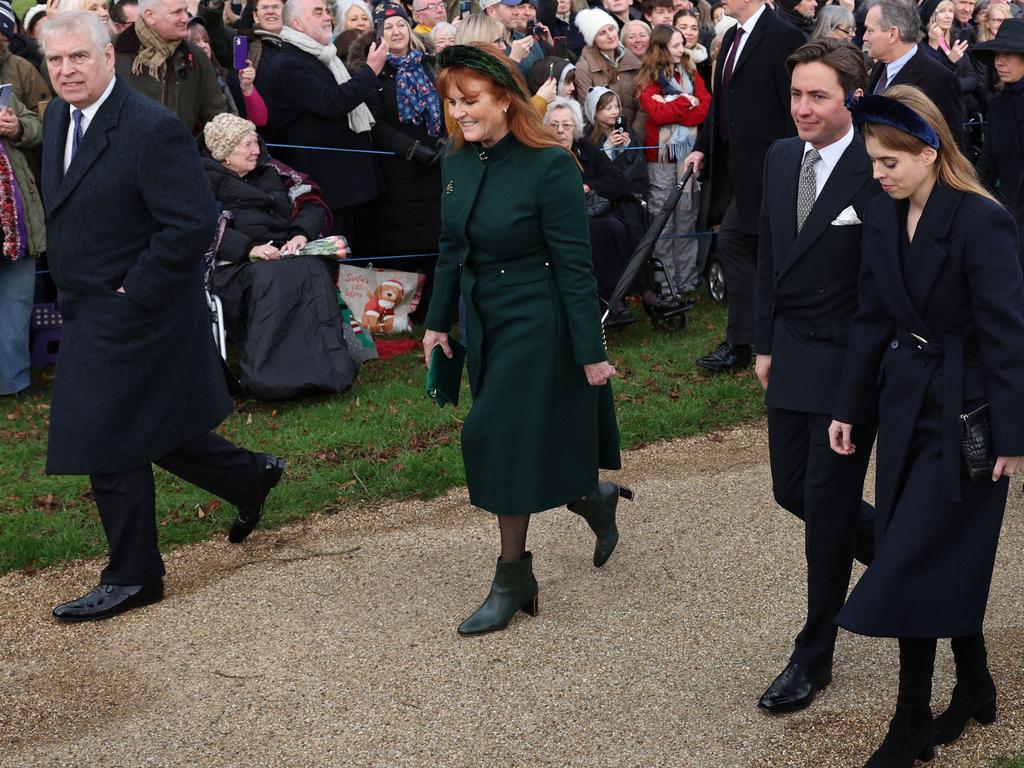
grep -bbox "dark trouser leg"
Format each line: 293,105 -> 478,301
768,408 -> 876,669
91,466 -> 166,586
155,431 -> 263,510
715,200 -> 758,346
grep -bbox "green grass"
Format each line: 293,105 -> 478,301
0,295 -> 764,575
993,756 -> 1024,767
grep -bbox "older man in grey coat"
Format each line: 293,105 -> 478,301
40,12 -> 284,622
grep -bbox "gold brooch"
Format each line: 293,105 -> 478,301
445,181 -> 454,194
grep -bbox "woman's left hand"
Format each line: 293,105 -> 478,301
584,361 -> 616,386
948,39 -> 969,62
992,456 -> 1024,481
280,235 -> 308,256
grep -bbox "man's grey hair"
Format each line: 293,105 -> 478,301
544,96 -> 584,139
283,0 -> 304,26
138,0 -> 167,14
40,11 -> 112,55
869,0 -> 921,42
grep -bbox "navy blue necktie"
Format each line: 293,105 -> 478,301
71,109 -> 84,158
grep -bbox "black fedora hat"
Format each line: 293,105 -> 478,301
972,17 -> 1024,65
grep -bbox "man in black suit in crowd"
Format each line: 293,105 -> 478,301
753,38 -> 881,713
40,12 -> 284,622
686,0 -> 806,374
864,0 -> 965,144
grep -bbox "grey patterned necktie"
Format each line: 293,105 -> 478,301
796,148 -> 821,234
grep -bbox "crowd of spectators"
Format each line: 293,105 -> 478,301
1,0 -> 1023,399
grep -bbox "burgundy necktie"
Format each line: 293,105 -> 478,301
718,26 -> 746,143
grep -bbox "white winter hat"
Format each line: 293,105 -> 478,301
575,7 -> 618,47
714,15 -> 738,38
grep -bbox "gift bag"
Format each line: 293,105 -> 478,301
339,302 -> 379,364
337,265 -> 426,335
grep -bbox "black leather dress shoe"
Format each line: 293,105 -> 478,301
228,455 -> 285,543
695,341 -> 752,373
758,661 -> 833,713
52,580 -> 164,622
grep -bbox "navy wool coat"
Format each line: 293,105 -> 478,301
43,78 -> 230,475
832,186 -> 1024,637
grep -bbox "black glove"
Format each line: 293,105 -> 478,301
405,140 -> 438,166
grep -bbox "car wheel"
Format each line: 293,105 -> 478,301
707,258 -> 727,303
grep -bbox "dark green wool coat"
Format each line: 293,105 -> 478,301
425,134 -> 621,516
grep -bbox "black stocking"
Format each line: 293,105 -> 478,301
498,514 -> 530,562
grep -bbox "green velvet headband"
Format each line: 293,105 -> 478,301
436,44 -> 527,101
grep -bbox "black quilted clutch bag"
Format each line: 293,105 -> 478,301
960,403 -> 994,482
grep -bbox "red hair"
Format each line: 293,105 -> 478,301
437,43 -> 570,157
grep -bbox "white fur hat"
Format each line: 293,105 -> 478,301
714,15 -> 738,38
575,7 -> 618,47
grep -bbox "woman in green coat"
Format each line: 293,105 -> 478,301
422,43 -> 629,636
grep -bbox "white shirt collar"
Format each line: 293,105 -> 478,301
68,74 -> 117,127
740,3 -> 768,35
804,124 -> 855,172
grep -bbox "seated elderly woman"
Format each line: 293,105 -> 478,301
544,97 -> 635,324
201,113 -> 359,400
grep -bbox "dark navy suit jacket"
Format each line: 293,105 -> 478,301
754,133 -> 882,414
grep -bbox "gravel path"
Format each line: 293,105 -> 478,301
2,423 -> 1023,768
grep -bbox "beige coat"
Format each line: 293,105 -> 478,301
573,44 -> 642,128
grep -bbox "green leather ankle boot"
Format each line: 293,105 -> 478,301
457,552 -> 539,636
568,481 -> 633,567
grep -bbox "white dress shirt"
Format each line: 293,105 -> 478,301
63,75 -> 117,174
731,2 -> 768,67
802,125 -> 855,198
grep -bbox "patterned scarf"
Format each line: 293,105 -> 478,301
657,66 -> 696,163
0,140 -> 27,262
387,50 -> 441,138
131,17 -> 180,82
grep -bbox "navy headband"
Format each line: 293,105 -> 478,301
847,93 -> 941,150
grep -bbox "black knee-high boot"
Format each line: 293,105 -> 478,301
864,638 -> 937,768
934,633 -> 997,744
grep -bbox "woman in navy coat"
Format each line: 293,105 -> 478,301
829,86 -> 1024,767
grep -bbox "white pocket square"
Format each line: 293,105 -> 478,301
830,205 -> 862,226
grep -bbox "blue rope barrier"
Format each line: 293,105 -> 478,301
265,142 -> 399,156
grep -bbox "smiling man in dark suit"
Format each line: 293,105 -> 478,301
686,0 -> 806,374
753,38 -> 882,714
40,12 -> 284,622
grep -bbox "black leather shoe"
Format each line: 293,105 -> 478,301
52,580 -> 164,622
758,661 -> 833,713
228,455 -> 285,544
695,341 -> 751,373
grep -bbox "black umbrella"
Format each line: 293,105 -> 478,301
602,166 -> 695,326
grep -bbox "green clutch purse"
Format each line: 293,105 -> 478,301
426,337 -> 466,407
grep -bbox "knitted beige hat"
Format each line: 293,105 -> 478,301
204,113 -> 258,162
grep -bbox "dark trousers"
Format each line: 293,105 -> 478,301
717,199 -> 759,346
90,432 -> 263,585
767,407 -> 877,669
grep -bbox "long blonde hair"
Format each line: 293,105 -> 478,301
928,0 -> 955,47
861,85 -> 998,203
455,13 -> 504,45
